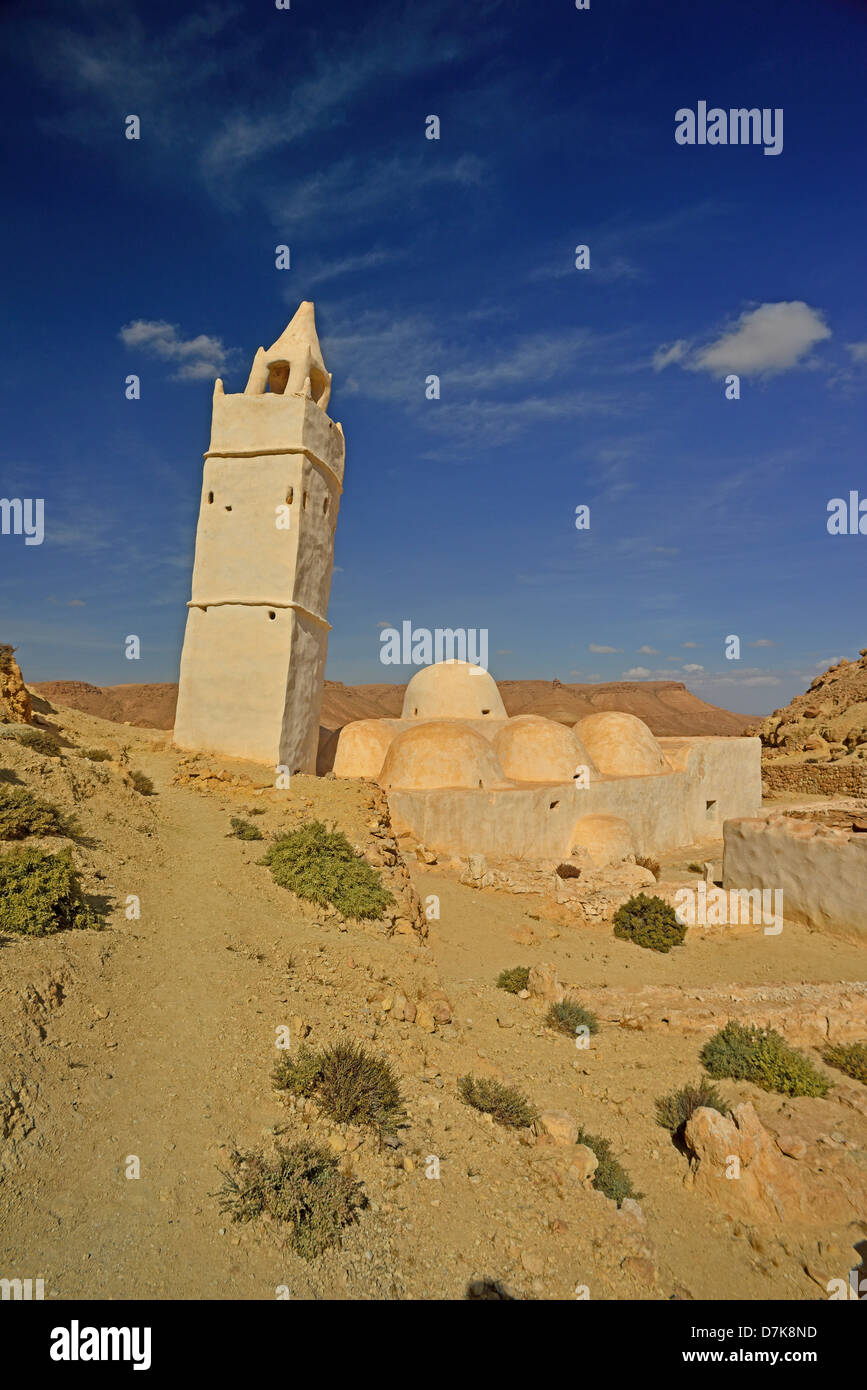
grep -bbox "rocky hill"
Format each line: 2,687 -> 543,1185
34,676 -> 752,738
749,649 -> 867,796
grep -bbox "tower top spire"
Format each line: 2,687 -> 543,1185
243,300 -> 332,409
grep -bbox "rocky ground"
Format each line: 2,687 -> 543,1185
0,692 -> 865,1302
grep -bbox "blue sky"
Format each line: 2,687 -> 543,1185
1,0 -> 865,714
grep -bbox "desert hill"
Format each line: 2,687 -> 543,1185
33,676 -> 752,737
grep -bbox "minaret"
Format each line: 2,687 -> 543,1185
173,302 -> 344,773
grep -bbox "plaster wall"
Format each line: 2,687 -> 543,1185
387,736 -> 760,859
723,816 -> 867,943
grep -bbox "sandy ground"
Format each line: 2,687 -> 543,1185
0,700 -> 865,1302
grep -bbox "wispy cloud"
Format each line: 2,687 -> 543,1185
119,320 -> 231,381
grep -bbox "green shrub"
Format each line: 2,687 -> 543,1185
273,1040 -> 405,1133
3,727 -> 60,757
0,846 -> 97,936
458,1074 -> 538,1129
575,1128 -> 640,1207
822,1042 -> 867,1085
613,893 -> 687,953
701,1020 -> 830,1098
0,785 -> 68,840
655,1079 -> 727,1136
229,816 -> 264,841
496,965 -> 530,994
217,1140 -> 365,1259
81,748 -> 112,762
128,770 -> 154,795
545,998 -> 599,1037
261,820 -> 393,920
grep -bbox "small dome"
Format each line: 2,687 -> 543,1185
333,719 -> 396,780
574,711 -> 668,777
401,661 -> 507,721
493,715 -> 598,784
380,720 -> 505,790
570,814 -> 635,867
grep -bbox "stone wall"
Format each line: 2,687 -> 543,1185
762,761 -> 867,797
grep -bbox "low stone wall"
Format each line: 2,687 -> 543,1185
762,760 -> 867,797
723,814 -> 867,942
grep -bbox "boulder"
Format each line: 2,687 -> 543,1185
0,645 -> 33,725
683,1103 -> 809,1223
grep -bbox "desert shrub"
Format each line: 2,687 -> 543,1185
612,893 -> 687,954
229,816 -> 263,841
128,770 -> 154,795
458,1074 -> 538,1129
81,748 -> 111,762
546,998 -> 599,1037
575,1128 -> 640,1207
0,846 -> 97,936
0,785 -> 68,840
687,862 -> 705,874
655,1079 -> 727,1136
636,855 -> 661,880
273,1040 -> 405,1133
496,965 -> 530,994
261,820 -> 393,920
822,1042 -> 867,1085
217,1140 -> 365,1259
2,727 -> 60,757
701,1021 -> 830,1098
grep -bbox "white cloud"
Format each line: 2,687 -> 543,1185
654,302 -> 832,379
119,320 -> 229,380
623,666 -> 651,678
652,340 -> 688,371
846,342 -> 867,362
637,645 -> 658,655
749,639 -> 774,647
682,641 -> 698,648
683,663 -> 704,673
589,644 -> 622,654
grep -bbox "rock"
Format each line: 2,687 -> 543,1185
466,853 -> 487,880
415,844 -> 437,865
621,1256 -> 657,1285
415,1003 -> 436,1033
683,1103 -> 809,1223
620,1198 -> 646,1224
535,1110 -> 579,1146
776,1134 -> 808,1161
527,962 -> 565,1005
0,645 -> 33,725
569,1144 -> 599,1183
520,1251 -> 544,1276
510,927 -> 538,946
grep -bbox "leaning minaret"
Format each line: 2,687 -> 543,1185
173,302 -> 344,773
